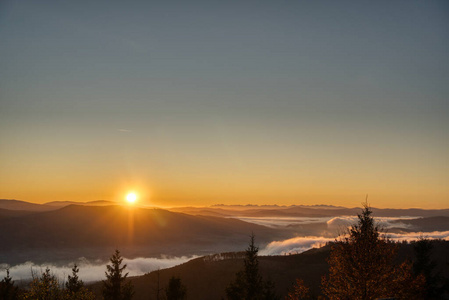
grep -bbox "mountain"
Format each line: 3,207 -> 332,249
170,205 -> 449,218
0,199 -> 119,212
0,205 -> 288,265
0,199 -> 56,212
89,246 -> 332,300
0,208 -> 37,218
89,240 -> 449,300
44,200 -> 117,207
391,216 -> 449,232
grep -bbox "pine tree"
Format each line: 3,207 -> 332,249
64,264 -> 95,300
413,238 -> 446,299
66,264 -> 83,294
226,233 -> 278,300
321,204 -> 424,300
0,269 -> 19,300
165,276 -> 187,300
103,250 -> 134,300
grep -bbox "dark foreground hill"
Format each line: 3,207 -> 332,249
89,240 -> 449,300
0,205 -> 289,264
90,246 -> 332,300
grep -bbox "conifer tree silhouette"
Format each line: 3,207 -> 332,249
103,250 -> 134,300
65,264 -> 95,300
226,233 -> 278,300
165,276 -> 187,300
0,269 -> 19,300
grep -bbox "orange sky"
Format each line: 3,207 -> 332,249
1,1 -> 448,209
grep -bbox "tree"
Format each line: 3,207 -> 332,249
0,269 -> 19,300
64,264 -> 95,300
154,268 -> 164,300
103,249 -> 134,300
165,276 -> 187,300
66,264 -> 83,294
413,238 -> 447,299
226,233 -> 278,300
286,278 -> 310,300
321,204 -> 424,300
23,267 -> 61,300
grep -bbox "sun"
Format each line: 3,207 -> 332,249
126,192 -> 138,204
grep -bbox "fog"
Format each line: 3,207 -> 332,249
2,230 -> 448,282
1,214 -> 446,283
260,236 -> 335,255
234,216 -> 331,228
260,230 -> 449,255
237,215 -> 419,230
326,216 -> 417,231
0,255 -> 197,283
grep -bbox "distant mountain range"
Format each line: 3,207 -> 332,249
0,204 -> 285,265
0,199 -> 117,211
1,199 -> 448,266
170,204 -> 449,218
2,199 -> 448,217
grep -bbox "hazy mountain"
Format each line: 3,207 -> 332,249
0,208 -> 37,218
391,216 -> 449,232
170,205 -> 449,218
44,200 -> 117,207
0,199 -> 56,212
0,205 -> 288,265
2,200 -> 448,266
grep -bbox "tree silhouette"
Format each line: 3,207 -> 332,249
0,269 -> 19,300
66,264 -> 83,294
413,238 -> 447,299
226,233 -> 278,300
165,276 -> 187,300
103,250 -> 134,300
321,204 -> 424,300
64,264 -> 95,300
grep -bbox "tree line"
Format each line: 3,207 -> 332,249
0,250 -> 185,300
1,204 -> 448,299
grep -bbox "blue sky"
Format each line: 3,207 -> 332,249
0,0 -> 448,208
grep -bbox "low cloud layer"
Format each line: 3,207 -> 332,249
388,231 -> 449,241
260,230 -> 449,256
238,215 -> 419,230
0,256 -> 196,283
235,216 -> 331,228
326,216 -> 416,232
260,236 -> 334,255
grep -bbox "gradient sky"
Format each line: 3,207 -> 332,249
1,0 -> 448,208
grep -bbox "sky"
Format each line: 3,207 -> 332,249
0,0 -> 448,208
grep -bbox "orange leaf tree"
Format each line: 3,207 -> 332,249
321,204 -> 424,300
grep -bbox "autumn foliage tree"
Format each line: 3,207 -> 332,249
22,267 -> 61,300
321,204 -> 424,300
285,278 -> 310,300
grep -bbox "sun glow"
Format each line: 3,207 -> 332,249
126,192 -> 138,204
